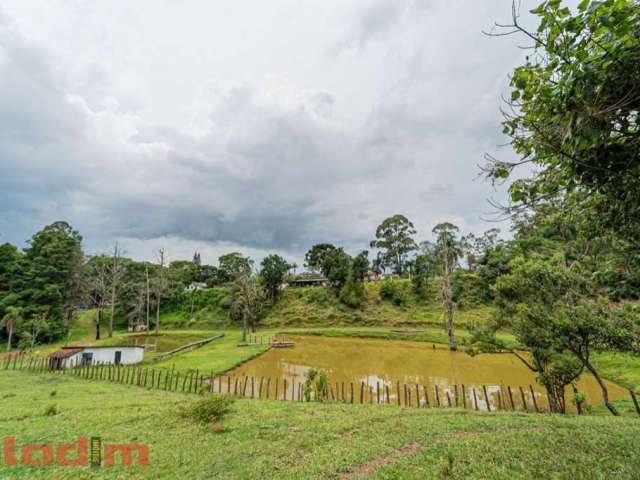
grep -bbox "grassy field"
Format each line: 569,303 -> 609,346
0,372 -> 639,479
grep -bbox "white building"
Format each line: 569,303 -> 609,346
185,282 -> 208,292
49,346 -> 144,370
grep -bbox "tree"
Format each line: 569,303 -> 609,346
218,253 -> 253,283
19,221 -> 84,340
0,243 -> 20,320
461,228 -> 501,271
232,272 -> 265,341
412,241 -> 437,296
485,0 -> 640,241
321,248 -> 351,293
260,254 -> 291,301
304,244 -> 336,273
154,248 -> 168,336
85,256 -> 109,340
370,215 -> 417,275
433,222 -> 461,351
107,243 -> 124,338
351,250 -> 370,282
0,306 -> 23,351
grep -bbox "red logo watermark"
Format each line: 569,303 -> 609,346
2,437 -> 149,468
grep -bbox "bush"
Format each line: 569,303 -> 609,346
379,280 -> 396,300
305,287 -> 333,306
218,295 -> 234,309
44,404 -> 58,416
180,395 -> 234,425
339,277 -> 365,308
392,288 -> 407,306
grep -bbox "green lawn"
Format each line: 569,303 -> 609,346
0,372 -> 639,479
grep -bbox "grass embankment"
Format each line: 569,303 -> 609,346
0,372 -> 639,479
262,281 -> 494,329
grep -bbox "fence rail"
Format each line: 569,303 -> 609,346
2,352 -> 639,416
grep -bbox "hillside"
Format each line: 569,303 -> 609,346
261,279 -> 494,329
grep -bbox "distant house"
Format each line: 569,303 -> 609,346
283,277 -> 329,288
185,282 -> 208,292
49,346 -> 144,370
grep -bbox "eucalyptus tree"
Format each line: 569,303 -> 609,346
370,215 -> 417,275
432,222 -> 462,351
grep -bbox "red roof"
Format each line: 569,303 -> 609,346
49,348 -> 83,359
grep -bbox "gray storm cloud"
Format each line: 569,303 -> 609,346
0,0 -> 531,262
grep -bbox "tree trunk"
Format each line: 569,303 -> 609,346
6,323 -> 12,352
251,315 -> 256,334
109,283 -> 116,338
155,294 -> 160,337
442,235 -> 457,351
583,356 -> 619,416
242,315 -> 248,342
95,309 -> 101,340
145,267 -> 150,331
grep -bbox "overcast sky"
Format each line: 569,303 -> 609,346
0,1 -> 549,266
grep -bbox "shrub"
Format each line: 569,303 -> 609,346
339,277 -> 365,308
303,368 -> 329,402
392,288 -> 407,306
44,404 -> 58,416
379,280 -> 396,300
305,287 -> 333,306
180,395 -> 234,425
218,295 -> 234,309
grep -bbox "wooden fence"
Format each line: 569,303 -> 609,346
2,352 -> 639,416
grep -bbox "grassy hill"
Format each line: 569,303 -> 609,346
1,371 -> 639,479
262,279 -> 494,329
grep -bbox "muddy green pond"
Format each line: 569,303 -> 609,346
226,335 -> 626,411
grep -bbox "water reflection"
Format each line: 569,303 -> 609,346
223,335 -> 626,411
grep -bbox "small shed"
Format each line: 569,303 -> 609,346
284,277 -> 329,288
49,346 -> 144,370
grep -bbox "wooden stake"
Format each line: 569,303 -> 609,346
519,386 -> 528,412
529,385 -> 539,413
482,385 -> 491,412
629,390 -> 640,417
507,386 -> 515,410
472,387 -> 479,411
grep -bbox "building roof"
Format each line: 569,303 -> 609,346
59,345 -> 145,350
49,348 -> 83,359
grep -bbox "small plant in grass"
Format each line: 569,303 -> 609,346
303,368 -> 329,402
180,395 -> 234,425
50,390 -> 57,397
439,451 -> 455,478
44,404 -> 58,416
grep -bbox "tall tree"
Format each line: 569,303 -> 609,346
233,272 -> 265,341
304,244 -> 336,273
351,250 -> 370,282
370,215 -> 417,275
85,256 -> 109,340
154,248 -> 167,336
321,248 -> 352,293
433,222 -> 461,351
217,253 -> 253,283
107,243 -> 124,338
260,254 -> 291,301
20,221 -> 84,340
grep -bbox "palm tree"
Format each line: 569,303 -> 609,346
1,307 -> 24,352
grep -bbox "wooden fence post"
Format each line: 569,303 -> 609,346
482,385 -> 491,412
423,386 -> 430,407
415,384 -> 420,407
283,379 -> 287,400
350,383 -> 354,404
274,378 -> 279,400
396,381 -> 401,406
435,385 -> 441,407
265,378 -> 271,399
360,382 -> 365,404
507,386 -> 515,410
461,384 -> 466,409
519,386 -> 528,412
385,385 -> 390,404
472,387 -> 479,411
529,385 -> 539,413
377,382 -> 380,404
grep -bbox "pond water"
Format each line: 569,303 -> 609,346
225,335 -> 627,412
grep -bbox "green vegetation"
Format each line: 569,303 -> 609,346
262,280 -> 494,329
1,371 -> 639,479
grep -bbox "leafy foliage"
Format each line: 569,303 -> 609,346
370,215 -> 417,274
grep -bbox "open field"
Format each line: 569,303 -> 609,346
0,372 -> 639,479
